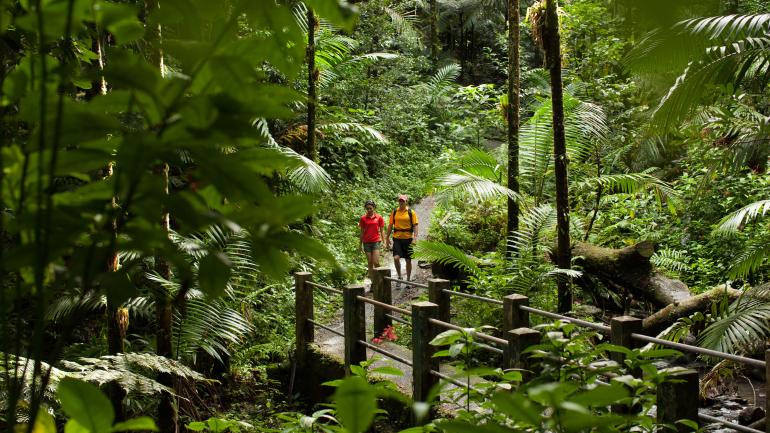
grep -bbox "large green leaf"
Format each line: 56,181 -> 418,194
198,252 -> 232,298
333,376 -> 377,433
57,378 -> 115,433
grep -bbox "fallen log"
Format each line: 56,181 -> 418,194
572,241 -> 691,307
641,285 -> 740,334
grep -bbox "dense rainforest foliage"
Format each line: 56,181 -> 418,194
2,0 -> 770,432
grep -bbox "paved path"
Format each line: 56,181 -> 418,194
314,196 -> 437,394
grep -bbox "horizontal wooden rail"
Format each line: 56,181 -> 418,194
430,370 -> 483,393
384,276 -> 428,288
385,313 -> 410,325
427,318 -> 507,346
698,413 -> 762,433
631,333 -> 766,368
519,305 -> 611,333
297,270 -> 770,431
442,288 -> 504,305
306,281 -> 343,295
358,339 -> 413,367
358,295 -> 412,316
308,319 -> 344,337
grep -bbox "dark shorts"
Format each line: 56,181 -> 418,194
363,242 -> 381,253
392,238 -> 413,259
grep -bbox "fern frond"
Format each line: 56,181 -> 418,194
651,249 -> 690,273
412,241 -> 480,277
507,204 -> 556,257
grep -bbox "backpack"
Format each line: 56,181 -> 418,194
391,208 -> 414,233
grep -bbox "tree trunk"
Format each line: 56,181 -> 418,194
307,7 -> 317,161
144,2 -> 177,430
506,0 -> 520,258
543,0 -> 571,312
429,0 -> 438,70
572,241 -> 692,308
155,163 -> 178,433
642,286 -> 740,334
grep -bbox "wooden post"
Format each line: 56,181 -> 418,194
428,278 -> 450,325
766,350 -> 770,433
343,285 -> 367,370
372,267 -> 392,336
412,301 -> 440,404
294,272 -> 313,368
610,316 -> 643,369
657,369 -> 699,433
504,328 -> 540,379
503,294 -> 530,331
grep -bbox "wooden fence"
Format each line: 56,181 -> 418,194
295,267 -> 769,433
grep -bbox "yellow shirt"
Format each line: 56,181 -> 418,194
389,208 -> 419,239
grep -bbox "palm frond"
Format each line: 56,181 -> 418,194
716,199 -> 770,232
316,122 -> 388,143
576,171 -> 679,211
727,238 -> 770,279
254,118 -> 332,193
412,241 -> 480,277
434,170 -> 522,203
651,36 -> 770,130
452,148 -> 504,180
385,7 -> 423,46
428,63 -> 461,90
698,296 -> 770,354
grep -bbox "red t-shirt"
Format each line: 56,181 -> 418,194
359,214 -> 384,243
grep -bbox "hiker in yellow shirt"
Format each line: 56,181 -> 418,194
385,194 -> 419,286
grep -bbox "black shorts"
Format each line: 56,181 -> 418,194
392,238 -> 413,259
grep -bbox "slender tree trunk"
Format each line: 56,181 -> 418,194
543,0 -> 572,313
144,2 -> 177,431
506,0 -> 520,258
155,163 -> 177,433
307,7 -> 317,161
429,0 -> 438,70
93,30 -> 126,418
583,150 -> 602,241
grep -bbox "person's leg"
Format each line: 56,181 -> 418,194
406,257 -> 412,281
366,251 -> 374,271
372,247 -> 380,268
393,255 -> 402,279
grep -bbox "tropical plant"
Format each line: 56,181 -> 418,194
627,13 -> 770,131
0,1 -> 352,428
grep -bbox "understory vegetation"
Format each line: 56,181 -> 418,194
2,0 -> 770,432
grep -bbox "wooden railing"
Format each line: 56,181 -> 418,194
295,267 -> 769,433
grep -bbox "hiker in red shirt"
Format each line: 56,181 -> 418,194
359,199 -> 385,275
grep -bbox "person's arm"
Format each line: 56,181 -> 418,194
360,225 -> 365,252
379,217 -> 386,245
386,214 -> 393,242
412,223 -> 418,243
